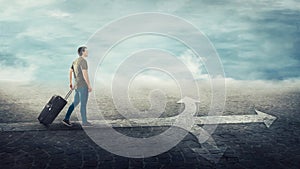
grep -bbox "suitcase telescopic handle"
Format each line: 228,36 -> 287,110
64,89 -> 73,100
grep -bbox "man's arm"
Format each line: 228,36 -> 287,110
69,69 -> 73,89
82,68 -> 92,92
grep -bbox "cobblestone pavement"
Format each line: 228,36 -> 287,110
0,82 -> 300,168
0,121 -> 299,169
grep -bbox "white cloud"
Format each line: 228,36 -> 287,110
0,0 -> 55,21
224,77 -> 300,93
16,24 -> 73,41
156,0 -> 189,12
48,10 -> 71,19
0,63 -> 37,82
178,49 -> 209,80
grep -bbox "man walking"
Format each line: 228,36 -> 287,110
62,46 -> 92,127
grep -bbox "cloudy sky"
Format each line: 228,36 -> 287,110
0,0 -> 299,83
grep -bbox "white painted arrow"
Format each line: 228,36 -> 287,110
1,101 -> 277,131
191,109 -> 276,128
110,108 -> 277,128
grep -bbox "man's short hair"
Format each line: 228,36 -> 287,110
78,46 -> 87,56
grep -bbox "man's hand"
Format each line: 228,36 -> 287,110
88,85 -> 92,92
70,83 -> 73,89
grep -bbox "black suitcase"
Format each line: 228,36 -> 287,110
38,89 -> 73,125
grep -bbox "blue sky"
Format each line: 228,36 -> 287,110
0,0 -> 299,83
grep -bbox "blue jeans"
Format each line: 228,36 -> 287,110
64,86 -> 88,123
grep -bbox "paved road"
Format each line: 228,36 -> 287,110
0,117 -> 299,169
0,82 -> 299,169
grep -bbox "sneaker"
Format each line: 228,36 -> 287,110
62,119 -> 72,127
82,121 -> 93,127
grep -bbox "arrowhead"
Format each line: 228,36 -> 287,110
255,109 -> 277,128
177,96 -> 200,104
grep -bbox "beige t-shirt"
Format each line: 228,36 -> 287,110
71,57 -> 88,88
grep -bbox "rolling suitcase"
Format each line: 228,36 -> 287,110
38,89 -> 73,125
